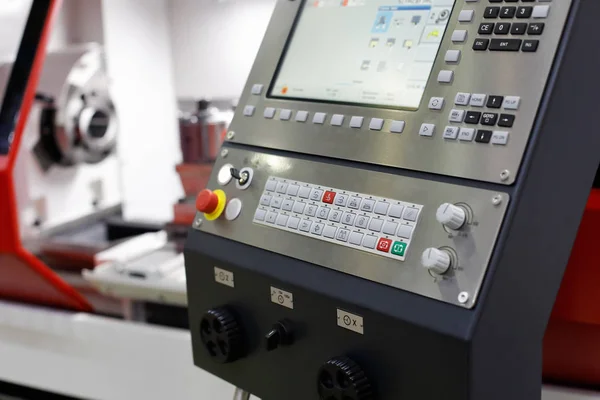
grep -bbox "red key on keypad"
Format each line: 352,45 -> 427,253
376,238 -> 393,253
322,191 -> 336,204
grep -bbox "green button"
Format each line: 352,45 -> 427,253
391,241 -> 407,257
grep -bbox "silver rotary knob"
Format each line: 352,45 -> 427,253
421,248 -> 452,275
436,203 -> 466,230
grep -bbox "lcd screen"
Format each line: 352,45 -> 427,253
270,0 -> 456,109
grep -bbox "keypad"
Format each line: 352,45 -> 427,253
255,177 -> 423,261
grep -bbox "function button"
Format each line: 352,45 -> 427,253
355,215 -> 370,229
362,235 -> 378,249
391,241 -> 407,257
390,120 -> 405,133
276,214 -> 289,227
342,212 -> 357,226
428,97 -> 445,110
305,204 -> 318,217
437,70 -> 454,83
451,30 -> 468,43
287,184 -> 300,196
484,7 -> 500,18
335,193 -> 349,207
500,6 -> 516,18
282,199 -> 294,211
288,216 -> 301,230
374,201 -> 389,215
243,105 -> 256,116
265,179 -> 277,192
511,22 -> 527,35
260,194 -> 272,206
264,107 -> 276,119
459,127 -> 476,141
279,109 -> 292,121
443,126 -> 460,140
299,219 -> 312,232
348,196 -> 361,209
498,114 -> 515,127
489,39 -> 522,51
478,22 -> 495,34
276,182 -> 288,194
336,228 -> 350,242
397,225 -> 414,240
494,22 -> 511,35
254,209 -> 267,221
473,38 -> 490,51
532,5 -> 550,19
360,199 -> 376,212
369,118 -> 384,131
458,10 -> 475,22
516,6 -> 533,18
376,238 -> 393,253
331,114 -> 345,126
419,123 -> 435,137
455,92 -> 471,106
445,50 -> 461,63
487,95 -> 504,108
349,231 -> 364,246
349,116 -> 364,128
329,209 -> 342,223
295,111 -> 309,122
475,130 -> 493,143
464,111 -> 482,124
266,211 -> 278,224
389,204 -> 404,218
309,188 -> 324,202
503,96 -> 520,110
293,201 -> 306,214
470,94 -> 487,107
323,225 -> 337,238
322,191 -> 336,204
449,109 -> 466,123
403,207 -> 419,222
528,23 -> 545,35
271,197 -> 283,209
310,222 -> 325,236
251,84 -> 264,95
317,207 -> 330,220
481,112 -> 499,126
491,131 -> 509,145
522,40 -> 539,52
313,112 -> 327,124
383,221 -> 399,235
298,186 -> 311,199
369,218 -> 384,232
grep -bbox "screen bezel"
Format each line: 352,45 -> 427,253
267,0 -> 457,111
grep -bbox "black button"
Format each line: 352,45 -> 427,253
498,114 -> 515,128
528,23 -> 545,35
481,113 -> 499,126
484,7 -> 500,18
487,96 -> 504,108
494,22 -> 511,35
489,39 -> 522,51
516,6 -> 533,18
479,23 -> 495,34
500,7 -> 517,18
511,23 -> 528,35
505,0 -> 518,2
475,130 -> 493,144
521,0 -> 535,2
489,0 -> 502,2
465,111 -> 482,125
473,38 -> 490,51
522,40 -> 539,52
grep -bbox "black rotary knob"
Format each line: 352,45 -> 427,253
199,307 -> 245,363
317,356 -> 373,400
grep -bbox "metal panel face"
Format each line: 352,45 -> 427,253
231,0 -> 573,184
196,148 -> 509,308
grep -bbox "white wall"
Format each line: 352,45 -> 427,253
0,0 -> 33,62
169,0 -> 276,100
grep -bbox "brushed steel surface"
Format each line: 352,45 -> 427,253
230,0 -> 573,185
200,148 -> 509,308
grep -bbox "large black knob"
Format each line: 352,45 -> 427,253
199,307 -> 245,363
317,356 -> 373,400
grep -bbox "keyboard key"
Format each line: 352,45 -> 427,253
479,22 -> 494,34
310,188 -> 324,202
270,197 -> 282,209
266,212 -> 277,224
489,39 -> 522,51
348,196 -> 362,209
403,208 -> 419,222
265,180 -> 277,192
282,199 -> 294,211
322,191 -> 336,204
473,38 -> 490,51
323,225 -> 337,238
363,235 -> 378,249
355,215 -> 370,229
498,114 -> 515,127
298,186 -> 311,198
349,232 -> 364,246
484,6 -> 500,18
260,194 -> 272,206
397,225 -> 414,239
374,201 -> 389,215
527,23 -> 545,35
522,40 -> 539,52
335,194 -> 348,207
388,204 -> 404,218
276,214 -> 289,227
487,96 -> 504,109
311,222 -> 325,236
305,204 -> 317,217
287,184 -> 300,196
499,6 -> 516,18
317,207 -> 330,220
299,219 -> 312,232
494,22 -> 511,35
377,238 -> 393,253
511,22 -> 527,35
383,221 -> 399,235
465,111 -> 482,124
254,209 -> 266,221
336,228 -> 350,242
342,212 -> 357,226
288,216 -> 300,229
293,201 -> 306,214
369,218 -> 384,232
475,130 -> 493,143
481,113 -> 498,126
360,199 -> 376,212
516,6 -> 532,18
329,209 -> 343,222
276,182 -> 288,194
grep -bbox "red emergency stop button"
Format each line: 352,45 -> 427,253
196,189 -> 220,213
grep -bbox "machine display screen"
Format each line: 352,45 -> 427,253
270,0 -> 456,110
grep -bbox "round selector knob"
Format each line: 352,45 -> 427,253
317,356 -> 373,400
436,203 -> 467,230
196,189 -> 219,213
199,307 -> 245,363
421,247 -> 452,275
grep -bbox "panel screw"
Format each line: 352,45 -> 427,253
500,170 -> 510,181
194,217 -> 203,228
226,131 -> 235,140
220,149 -> 228,158
492,195 -> 502,206
458,292 -> 470,304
